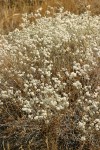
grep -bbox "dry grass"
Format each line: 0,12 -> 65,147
0,0 -> 100,33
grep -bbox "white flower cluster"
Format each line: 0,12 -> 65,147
0,8 -> 99,139
73,81 -> 82,89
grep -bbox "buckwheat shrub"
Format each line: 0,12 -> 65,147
0,8 -> 100,146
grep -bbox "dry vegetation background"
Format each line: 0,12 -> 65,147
0,0 -> 100,150
0,0 -> 100,33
